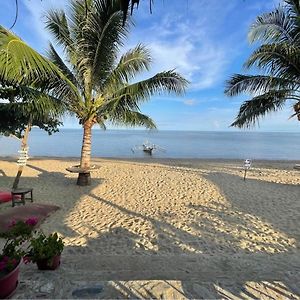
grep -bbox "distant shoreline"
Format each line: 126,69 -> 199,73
1,156 -> 299,171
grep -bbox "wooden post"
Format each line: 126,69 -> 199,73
77,172 -> 91,186
243,159 -> 251,181
12,122 -> 31,189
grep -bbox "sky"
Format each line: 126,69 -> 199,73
1,0 -> 298,132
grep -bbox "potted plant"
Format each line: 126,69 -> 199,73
28,232 -> 64,270
0,218 -> 37,298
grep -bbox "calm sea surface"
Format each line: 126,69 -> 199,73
0,129 -> 299,160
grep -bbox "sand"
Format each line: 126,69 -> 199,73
0,157 -> 299,299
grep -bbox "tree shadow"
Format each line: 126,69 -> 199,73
202,171 -> 300,244
59,190 -> 300,299
0,160 -> 104,238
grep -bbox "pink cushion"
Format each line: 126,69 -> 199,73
0,191 -> 20,203
0,192 -> 12,202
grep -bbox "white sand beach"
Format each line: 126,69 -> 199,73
0,158 -> 299,299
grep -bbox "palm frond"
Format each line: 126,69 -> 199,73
0,26 -> 59,85
109,109 -> 156,129
0,89 -> 64,139
83,1 -> 132,89
112,70 -> 188,103
47,43 -> 78,86
99,70 -> 188,118
9,86 -> 64,118
103,44 -> 151,92
249,6 -> 295,44
45,9 -> 74,52
226,0 -> 300,128
68,0 -> 92,42
231,90 -> 290,128
95,117 -> 107,130
0,26 -> 80,103
285,0 -> 300,17
0,85 -> 19,100
245,43 -> 300,81
225,74 -> 295,96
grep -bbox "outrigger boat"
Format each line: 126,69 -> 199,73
132,140 -> 165,155
142,141 -> 155,154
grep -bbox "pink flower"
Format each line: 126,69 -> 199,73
25,217 -> 38,226
9,219 -> 16,228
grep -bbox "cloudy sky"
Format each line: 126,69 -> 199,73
1,0 -> 298,131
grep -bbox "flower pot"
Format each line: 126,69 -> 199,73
36,255 -> 61,270
0,260 -> 21,299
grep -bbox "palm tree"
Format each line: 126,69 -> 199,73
224,0 -> 300,128
45,0 -> 188,185
0,26 -> 68,188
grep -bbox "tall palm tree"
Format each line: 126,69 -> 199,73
45,0 -> 188,185
224,0 -> 300,128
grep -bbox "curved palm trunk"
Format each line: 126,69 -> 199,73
12,122 -> 31,189
77,120 -> 93,186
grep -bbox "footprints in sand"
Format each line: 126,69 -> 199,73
28,160 -> 299,258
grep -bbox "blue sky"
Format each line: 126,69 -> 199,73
1,0 -> 298,132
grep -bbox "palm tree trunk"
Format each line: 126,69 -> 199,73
12,122 -> 31,189
77,120 -> 93,186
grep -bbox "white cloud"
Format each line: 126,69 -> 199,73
145,38 -> 229,90
127,1 -> 239,92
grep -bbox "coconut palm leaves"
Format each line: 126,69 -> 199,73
45,0 -> 188,177
225,0 -> 300,128
0,26 -> 54,85
0,26 -> 80,104
0,27 -> 71,137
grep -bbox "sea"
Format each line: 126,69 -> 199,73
0,128 -> 299,161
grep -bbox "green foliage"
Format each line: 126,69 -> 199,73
225,0 -> 300,128
0,102 -> 62,138
0,219 -> 37,241
0,26 -> 64,87
29,232 -> 64,263
0,219 -> 37,277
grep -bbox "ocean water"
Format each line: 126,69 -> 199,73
0,128 -> 299,160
